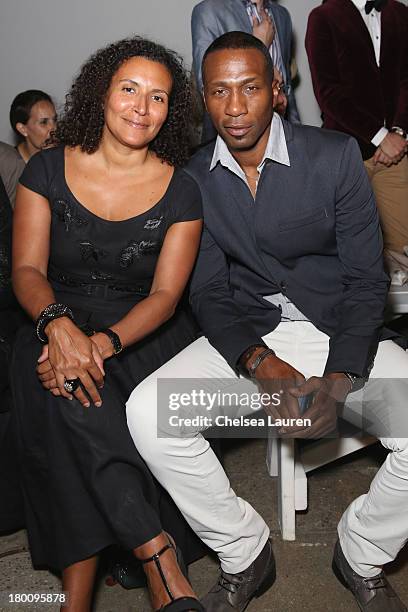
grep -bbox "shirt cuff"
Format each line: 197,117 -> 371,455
371,127 -> 389,147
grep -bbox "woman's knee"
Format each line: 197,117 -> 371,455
126,377 -> 158,449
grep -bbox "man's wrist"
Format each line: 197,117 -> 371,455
390,126 -> 407,140
237,343 -> 268,377
325,371 -> 358,392
247,348 -> 276,378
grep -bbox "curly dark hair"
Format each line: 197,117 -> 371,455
54,37 -> 193,166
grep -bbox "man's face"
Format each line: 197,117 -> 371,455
203,48 -> 275,152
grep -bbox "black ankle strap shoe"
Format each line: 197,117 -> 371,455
140,542 -> 205,612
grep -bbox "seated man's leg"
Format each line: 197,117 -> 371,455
338,340 -> 408,577
126,336 -> 270,574
365,156 -> 408,254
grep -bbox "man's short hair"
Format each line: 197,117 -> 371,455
202,31 -> 274,84
9,90 -> 53,134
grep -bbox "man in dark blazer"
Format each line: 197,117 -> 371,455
305,0 -> 408,257
127,33 -> 408,612
192,0 -> 300,140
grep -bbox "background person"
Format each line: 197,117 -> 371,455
10,89 -> 57,162
305,0 -> 408,258
0,90 -> 56,209
0,176 -> 25,533
0,141 -> 25,208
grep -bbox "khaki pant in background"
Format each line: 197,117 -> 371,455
364,154 -> 408,254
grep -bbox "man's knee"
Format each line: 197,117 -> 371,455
381,438 -> 408,460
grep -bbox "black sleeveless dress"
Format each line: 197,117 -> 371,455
10,146 -> 203,571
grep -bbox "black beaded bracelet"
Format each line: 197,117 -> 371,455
99,328 -> 123,355
36,303 -> 74,344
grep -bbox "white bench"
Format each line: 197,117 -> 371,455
266,283 -> 408,540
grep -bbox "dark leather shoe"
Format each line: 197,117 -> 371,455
332,539 -> 407,611
201,538 -> 276,611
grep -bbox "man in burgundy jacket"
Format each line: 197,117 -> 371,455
305,0 -> 408,257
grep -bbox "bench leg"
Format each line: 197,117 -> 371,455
267,436 -> 308,540
278,439 -> 296,540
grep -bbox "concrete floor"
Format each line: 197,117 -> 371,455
1,439 -> 407,612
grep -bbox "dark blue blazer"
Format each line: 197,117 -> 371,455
186,120 -> 390,378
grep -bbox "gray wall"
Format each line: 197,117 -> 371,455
1,0 -> 406,143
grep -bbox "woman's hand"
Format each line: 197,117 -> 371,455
37,346 -> 60,396
37,332 -> 113,399
90,332 -> 115,361
39,317 -> 106,407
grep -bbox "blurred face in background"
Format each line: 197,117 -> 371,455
16,100 -> 57,157
273,68 -> 288,117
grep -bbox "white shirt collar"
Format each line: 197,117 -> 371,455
351,0 -> 366,10
209,113 -> 290,180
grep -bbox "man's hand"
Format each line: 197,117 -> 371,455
374,132 -> 407,166
251,9 -> 275,49
274,372 -> 352,439
246,350 -> 306,421
373,147 -> 393,167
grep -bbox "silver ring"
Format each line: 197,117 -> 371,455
63,378 -> 80,393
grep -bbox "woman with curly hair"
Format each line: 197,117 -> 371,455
11,37 -> 205,612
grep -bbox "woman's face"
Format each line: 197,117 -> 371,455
103,56 -> 173,149
18,100 -> 57,151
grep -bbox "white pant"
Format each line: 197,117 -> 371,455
126,322 -> 408,576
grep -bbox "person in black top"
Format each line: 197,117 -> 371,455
11,37 -> 204,612
0,177 -> 25,533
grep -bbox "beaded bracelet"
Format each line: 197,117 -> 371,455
36,303 -> 74,343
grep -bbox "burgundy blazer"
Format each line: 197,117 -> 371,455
305,0 -> 408,159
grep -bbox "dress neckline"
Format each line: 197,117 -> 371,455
60,146 -> 177,225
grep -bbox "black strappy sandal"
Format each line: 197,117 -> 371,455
140,541 -> 205,612
105,542 -> 189,590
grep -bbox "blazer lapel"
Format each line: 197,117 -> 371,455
379,4 -> 396,70
228,0 -> 253,33
343,0 -> 378,67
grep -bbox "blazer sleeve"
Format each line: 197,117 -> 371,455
191,2 -> 221,92
393,5 -> 408,131
189,223 -> 264,370
305,9 -> 384,144
324,137 -> 389,377
280,7 -> 300,123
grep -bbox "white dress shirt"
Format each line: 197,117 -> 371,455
350,0 -> 388,145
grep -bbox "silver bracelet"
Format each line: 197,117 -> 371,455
248,348 -> 276,378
